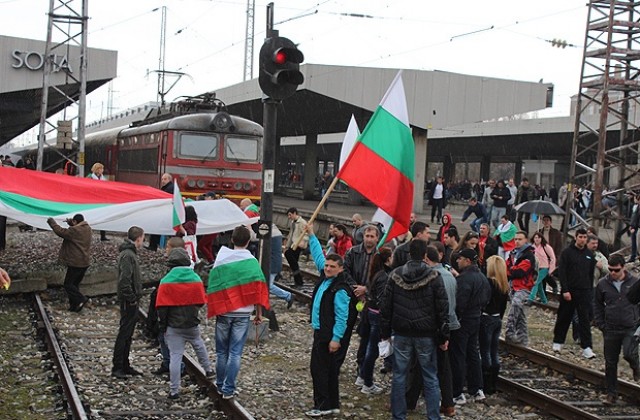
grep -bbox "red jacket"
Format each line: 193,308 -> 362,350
507,245 -> 536,291
334,235 -> 354,258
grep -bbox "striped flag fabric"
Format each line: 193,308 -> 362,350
155,267 -> 207,307
206,246 -> 270,318
0,166 -> 257,235
172,180 -> 186,232
337,71 -> 415,243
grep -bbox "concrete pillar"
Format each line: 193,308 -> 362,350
302,133 -> 318,200
413,127 -> 428,213
480,155 -> 491,182
443,155 -> 454,185
515,161 -> 523,185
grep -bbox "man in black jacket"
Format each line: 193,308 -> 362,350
391,221 -> 431,269
593,254 -> 640,405
380,239 -> 449,420
450,248 -> 491,405
489,180 -> 511,228
552,228 -> 597,359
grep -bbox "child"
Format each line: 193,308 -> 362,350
156,237 -> 213,399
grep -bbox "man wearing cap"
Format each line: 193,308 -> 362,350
505,231 -> 536,346
47,214 -> 93,312
450,248 -> 491,405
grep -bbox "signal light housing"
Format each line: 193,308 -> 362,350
259,36 -> 304,100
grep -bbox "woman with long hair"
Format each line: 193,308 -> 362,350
450,231 -> 479,274
359,247 -> 393,395
479,255 -> 509,395
437,213 -> 456,243
529,231 -> 556,304
332,224 -> 354,257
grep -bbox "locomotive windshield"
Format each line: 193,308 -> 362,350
179,133 -> 219,159
225,136 -> 259,162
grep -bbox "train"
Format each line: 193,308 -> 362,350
34,94 -> 264,200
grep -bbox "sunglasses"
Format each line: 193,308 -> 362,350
608,267 -> 622,273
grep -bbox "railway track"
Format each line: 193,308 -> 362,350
280,264 -> 640,419
31,290 -> 254,420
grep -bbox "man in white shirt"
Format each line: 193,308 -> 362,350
430,176 -> 445,224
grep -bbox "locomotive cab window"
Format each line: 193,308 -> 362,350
179,133 -> 219,160
225,136 -> 259,162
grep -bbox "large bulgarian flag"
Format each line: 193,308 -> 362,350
337,71 -> 415,243
206,246 -> 270,318
156,266 -> 207,307
0,166 -> 258,235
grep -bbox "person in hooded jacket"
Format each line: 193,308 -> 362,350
156,237 -> 213,399
380,239 -> 449,420
504,231 -> 536,346
450,248 -> 491,406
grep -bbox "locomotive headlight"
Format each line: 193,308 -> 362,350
243,182 -> 253,191
196,180 -> 206,188
212,112 -> 234,131
234,182 -> 243,190
187,179 -> 196,188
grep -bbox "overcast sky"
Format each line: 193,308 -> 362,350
1,0 -> 587,126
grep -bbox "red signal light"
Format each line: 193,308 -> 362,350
274,50 -> 287,65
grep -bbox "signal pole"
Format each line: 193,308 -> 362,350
258,2 -> 304,330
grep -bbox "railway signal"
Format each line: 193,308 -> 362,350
259,36 -> 304,100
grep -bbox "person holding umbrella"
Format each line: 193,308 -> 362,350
515,178 -> 536,234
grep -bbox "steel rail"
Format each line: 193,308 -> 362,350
32,293 -> 89,420
501,339 -> 640,403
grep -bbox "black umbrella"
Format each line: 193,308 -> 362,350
514,200 -> 565,215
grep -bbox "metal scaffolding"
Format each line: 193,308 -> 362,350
568,0 -> 640,248
36,0 -> 89,176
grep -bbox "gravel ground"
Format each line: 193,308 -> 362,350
1,226 -> 637,419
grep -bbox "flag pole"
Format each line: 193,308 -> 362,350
291,175 -> 340,250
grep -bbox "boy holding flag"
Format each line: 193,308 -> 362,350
156,237 -> 213,399
207,226 -> 269,399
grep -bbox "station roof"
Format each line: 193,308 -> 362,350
212,63 -> 554,136
0,35 -> 117,147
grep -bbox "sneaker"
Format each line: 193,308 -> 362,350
354,376 -> 365,387
205,370 -> 215,379
76,298 -> 89,312
473,389 -> 486,402
552,343 -> 563,353
453,394 -> 466,406
330,409 -> 340,415
633,367 -> 640,381
222,393 -> 234,400
603,394 -> 616,405
305,409 -> 333,417
168,392 -> 179,400
125,367 -> 143,376
582,347 -> 596,359
287,297 -> 294,309
111,369 -> 128,379
361,384 -> 384,395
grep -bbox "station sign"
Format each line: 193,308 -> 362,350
11,50 -> 73,73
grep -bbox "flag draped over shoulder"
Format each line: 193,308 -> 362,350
0,167 -> 257,235
337,71 -> 415,242
206,247 -> 270,318
156,267 -> 207,307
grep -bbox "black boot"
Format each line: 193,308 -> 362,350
482,367 -> 494,395
491,366 -> 501,394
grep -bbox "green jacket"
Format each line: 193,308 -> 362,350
117,239 -> 142,303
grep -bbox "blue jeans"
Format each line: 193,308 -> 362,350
391,335 -> 441,420
361,310 -> 381,387
269,273 -> 292,302
215,315 -> 250,396
479,315 -> 502,369
470,218 -> 483,233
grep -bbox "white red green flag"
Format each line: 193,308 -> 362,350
0,167 -> 257,235
172,180 -> 186,232
206,246 -> 270,318
337,71 -> 415,243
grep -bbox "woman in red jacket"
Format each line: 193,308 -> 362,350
333,224 -> 354,257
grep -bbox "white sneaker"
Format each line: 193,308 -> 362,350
453,394 -> 467,405
361,384 -> 384,395
552,343 -> 562,353
583,347 -> 596,359
354,376 -> 364,386
473,389 -> 486,402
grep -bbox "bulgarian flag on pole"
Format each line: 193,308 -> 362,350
337,71 -> 414,244
206,246 -> 270,318
155,267 -> 207,307
172,180 -> 185,231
